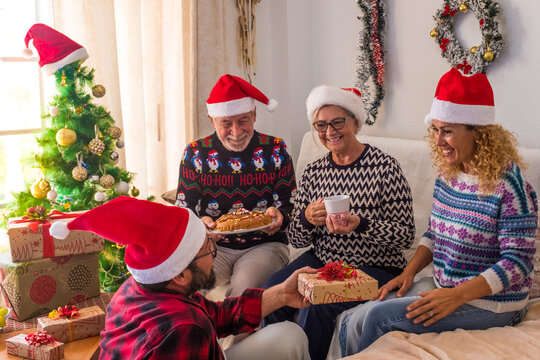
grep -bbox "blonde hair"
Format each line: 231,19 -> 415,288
427,124 -> 525,193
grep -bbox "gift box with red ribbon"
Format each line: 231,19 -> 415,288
0,252 -> 100,321
5,332 -> 64,360
298,261 -> 378,304
6,209 -> 104,263
37,305 -> 105,343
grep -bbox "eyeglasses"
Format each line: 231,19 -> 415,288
194,237 -> 218,260
312,117 -> 352,132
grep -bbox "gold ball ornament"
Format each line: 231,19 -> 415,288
30,179 -> 50,199
92,84 -> 106,98
108,126 -> 122,139
430,29 -> 439,38
483,50 -> 494,61
56,127 -> 77,146
470,46 -> 479,54
131,186 -> 140,197
100,174 -> 115,188
459,3 -> 468,13
72,166 -> 88,181
88,138 -> 105,155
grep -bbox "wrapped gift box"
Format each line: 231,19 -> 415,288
5,333 -> 64,360
298,269 -> 378,304
0,252 -> 100,321
37,305 -> 105,343
6,211 -> 104,262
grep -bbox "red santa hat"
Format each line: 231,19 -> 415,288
306,85 -> 366,128
24,23 -> 89,76
49,196 -> 206,284
425,67 -> 495,126
207,74 -> 278,118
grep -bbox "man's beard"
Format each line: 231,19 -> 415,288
222,133 -> 252,152
187,264 -> 216,296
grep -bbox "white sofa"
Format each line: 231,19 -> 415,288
295,132 -> 540,360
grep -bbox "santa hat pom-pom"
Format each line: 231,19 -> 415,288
267,98 -> 278,112
49,221 -> 70,240
424,113 -> 433,126
22,47 -> 33,58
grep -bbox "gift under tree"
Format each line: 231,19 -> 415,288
3,23 -> 139,292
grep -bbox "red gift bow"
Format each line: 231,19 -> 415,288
25,331 -> 57,346
9,210 -> 81,258
443,5 -> 457,16
317,260 -> 358,282
440,38 -> 450,52
53,305 -> 80,319
456,60 -> 472,74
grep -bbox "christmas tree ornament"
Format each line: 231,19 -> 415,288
56,127 -> 77,146
431,0 -> 503,74
49,106 -> 59,117
114,181 -> 129,194
30,178 -> 50,199
130,186 -> 140,197
430,29 -> 439,38
75,107 -> 83,114
72,165 -> 88,181
108,126 -> 122,139
47,190 -> 58,202
89,175 -> 100,183
92,84 -> 106,98
110,152 -> 119,161
94,191 -> 107,202
89,124 -> 105,155
100,174 -> 115,188
116,139 -> 125,148
60,70 -> 67,86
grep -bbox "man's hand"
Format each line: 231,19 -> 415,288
201,216 -> 224,241
261,266 -> 317,317
326,213 -> 360,235
305,198 -> 326,226
261,206 -> 283,235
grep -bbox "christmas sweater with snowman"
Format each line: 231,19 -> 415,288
176,131 -> 296,250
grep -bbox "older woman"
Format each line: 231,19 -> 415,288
262,85 -> 415,360
335,68 -> 538,357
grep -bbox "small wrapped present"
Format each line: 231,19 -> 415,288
5,332 -> 64,360
37,305 -> 105,343
6,208 -> 104,262
0,252 -> 100,321
298,261 -> 378,304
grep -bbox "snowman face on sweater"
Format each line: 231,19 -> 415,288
210,111 -> 256,152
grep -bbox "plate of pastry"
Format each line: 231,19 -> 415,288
210,209 -> 276,235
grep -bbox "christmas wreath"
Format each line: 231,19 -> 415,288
356,0 -> 386,125
430,0 -> 503,74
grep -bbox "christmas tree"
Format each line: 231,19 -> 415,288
2,24 -> 141,292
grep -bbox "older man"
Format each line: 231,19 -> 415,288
53,196 -> 311,359
176,74 -> 296,297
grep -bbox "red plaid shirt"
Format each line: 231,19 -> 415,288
99,277 -> 263,359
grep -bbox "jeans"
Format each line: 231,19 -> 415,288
262,250 -> 400,360
339,277 -> 527,356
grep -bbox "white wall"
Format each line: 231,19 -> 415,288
233,0 -> 540,164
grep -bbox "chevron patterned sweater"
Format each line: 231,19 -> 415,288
419,163 -> 538,313
289,145 -> 415,268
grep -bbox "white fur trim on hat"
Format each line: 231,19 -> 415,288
425,98 -> 495,126
41,47 -> 89,76
306,85 -> 366,127
128,208 -> 207,284
207,97 -> 256,118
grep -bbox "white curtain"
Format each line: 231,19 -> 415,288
51,0 -> 229,199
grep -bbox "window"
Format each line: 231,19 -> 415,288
0,1 -> 54,206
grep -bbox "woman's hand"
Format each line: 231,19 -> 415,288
405,287 -> 466,326
201,216 -> 224,241
261,206 -> 283,236
305,198 -> 327,226
377,271 -> 416,300
326,213 -> 360,235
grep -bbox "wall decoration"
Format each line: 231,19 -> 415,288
430,0 -> 503,74
236,0 -> 262,83
356,0 -> 386,125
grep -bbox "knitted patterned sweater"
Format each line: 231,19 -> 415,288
419,163 -> 538,313
176,131 -> 296,250
288,144 -> 415,268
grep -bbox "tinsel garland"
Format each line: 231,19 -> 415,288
431,0 -> 503,74
356,0 -> 386,125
